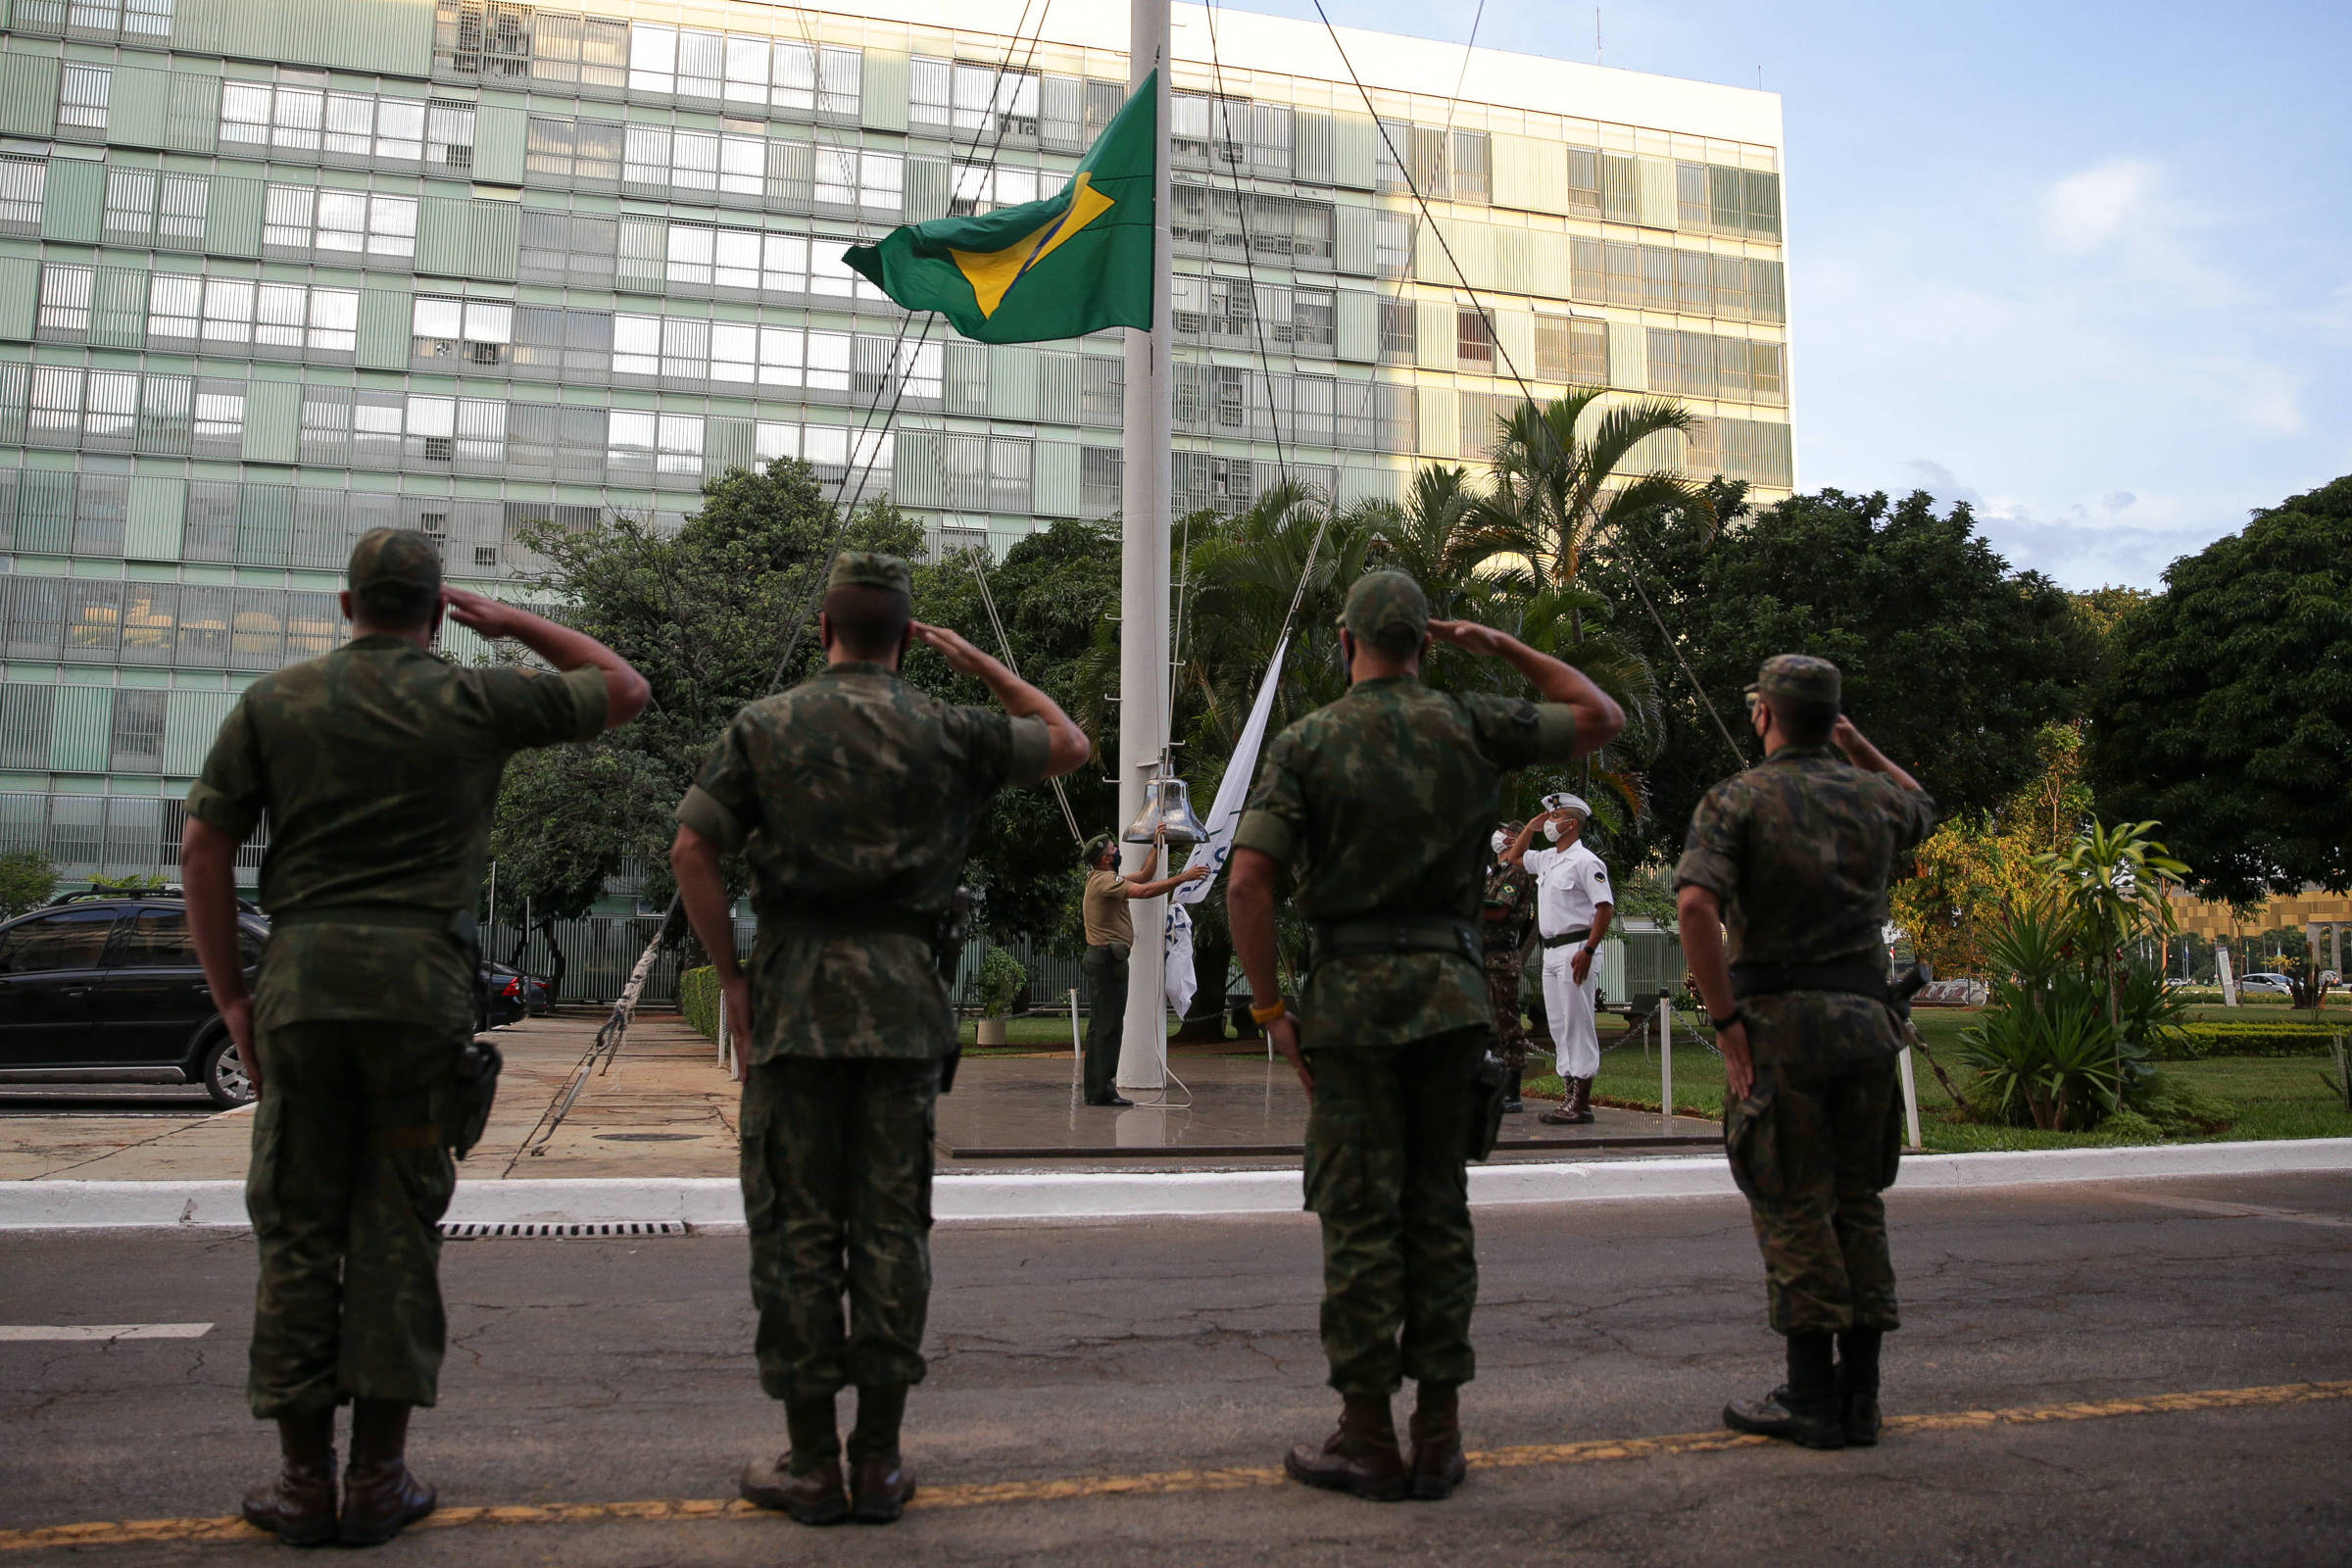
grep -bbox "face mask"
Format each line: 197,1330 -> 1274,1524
1544,820 -> 1563,842
1492,831 -> 1509,856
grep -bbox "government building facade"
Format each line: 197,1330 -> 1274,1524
0,0 -> 1790,885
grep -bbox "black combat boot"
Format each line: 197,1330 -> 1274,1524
242,1409 -> 338,1546
1724,1331 -> 1846,1449
1406,1382 -> 1467,1500
1502,1068 -> 1525,1114
338,1400 -> 436,1546
741,1393 -> 849,1526
847,1386 -> 915,1524
1838,1329 -> 1884,1446
1285,1394 -> 1409,1501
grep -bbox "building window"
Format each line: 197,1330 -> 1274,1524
0,156 -> 45,233
1380,297 -> 1415,363
1456,309 -> 1494,371
426,101 -> 477,172
951,164 -> 1043,217
607,410 -> 704,479
265,186 -> 418,260
912,59 -> 1040,139
1565,148 -> 1600,218
36,266 -> 94,338
412,296 -> 514,365
1451,131 -> 1490,203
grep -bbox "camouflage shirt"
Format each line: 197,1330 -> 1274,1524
1233,676 -> 1580,1051
1481,859 -> 1536,956
675,662 -> 1052,1062
1672,744 -> 1937,1064
186,636 -> 608,1034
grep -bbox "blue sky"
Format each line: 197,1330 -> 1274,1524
1233,0 -> 2352,589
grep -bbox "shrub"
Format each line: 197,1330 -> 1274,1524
2129,1072 -> 2235,1137
976,947 -> 1029,1019
0,846 -> 54,919
2095,1108 -> 2165,1143
678,965 -> 718,1042
2153,1022 -> 2340,1059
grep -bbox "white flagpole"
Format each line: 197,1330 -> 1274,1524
1115,0 -> 1175,1094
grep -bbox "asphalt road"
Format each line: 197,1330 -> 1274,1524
4,1170 -> 2348,1565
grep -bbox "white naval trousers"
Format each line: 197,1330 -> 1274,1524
1541,943 -> 1601,1081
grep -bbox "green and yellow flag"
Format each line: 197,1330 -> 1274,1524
845,72 -> 1155,343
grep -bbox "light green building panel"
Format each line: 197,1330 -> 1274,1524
861,51 -> 909,133
124,475 -> 184,561
1606,322 -> 1645,391
1331,114 -> 1378,192
1492,134 -> 1566,214
0,54 -> 60,140
172,0 -> 434,79
1334,289 -> 1376,365
1494,308 -> 1533,376
990,347 -> 1040,422
166,72 -> 221,155
705,416 -> 753,474
904,156 -> 951,222
355,287 -> 410,370
467,200 -> 520,280
1034,440 -> 1078,518
40,160 -> 106,245
415,196 -> 472,277
473,105 -> 527,186
162,688 -> 235,776
107,66 -> 170,150
1039,352 -> 1079,425
205,176 -> 266,259
49,685 -> 111,773
1334,204 -> 1375,277
1415,299 -> 1453,371
242,380 -> 301,466
0,257 -> 36,344
91,266 -> 148,350
616,215 -> 665,293
1636,157 -> 1677,230
1416,385 -> 1455,459
944,342 -> 987,416
1295,114 -> 1333,185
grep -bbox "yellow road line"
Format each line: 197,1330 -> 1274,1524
5,1379 -> 2344,1552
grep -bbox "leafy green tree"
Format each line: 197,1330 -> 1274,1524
0,846 -> 55,919
488,460 -> 920,982
1593,486 -> 2100,873
2085,474 -> 2352,904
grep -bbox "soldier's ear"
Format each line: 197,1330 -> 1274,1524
817,612 -> 835,651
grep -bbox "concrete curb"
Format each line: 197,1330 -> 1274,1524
4,1139 -> 2348,1231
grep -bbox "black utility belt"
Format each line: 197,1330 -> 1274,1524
1731,960 -> 1890,1005
760,904 -> 940,947
270,905 -> 476,945
1088,941 -> 1132,961
1540,928 -> 1601,951
1308,914 -> 1481,974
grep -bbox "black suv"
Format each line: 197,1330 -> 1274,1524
0,889 -> 268,1106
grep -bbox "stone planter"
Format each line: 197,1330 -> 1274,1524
977,1017 -> 1008,1046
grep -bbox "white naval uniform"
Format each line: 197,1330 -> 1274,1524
1524,840 -> 1614,1081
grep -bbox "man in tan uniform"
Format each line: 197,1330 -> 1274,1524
1078,833 -> 1207,1105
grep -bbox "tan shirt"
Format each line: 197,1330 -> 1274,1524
1083,868 -> 1133,948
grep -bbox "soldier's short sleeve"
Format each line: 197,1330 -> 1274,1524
1004,713 -> 1052,788
676,714 -> 757,852
184,695 -> 263,842
1672,781 -> 1744,900
1455,693 -> 1545,769
1886,780 -> 1937,853
475,663 -> 609,749
1584,855 -> 1615,905
1232,731 -> 1303,865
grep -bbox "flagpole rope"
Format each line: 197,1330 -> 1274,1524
962,544 -> 1088,847
1202,0 -> 1292,489
1308,0 -> 1751,772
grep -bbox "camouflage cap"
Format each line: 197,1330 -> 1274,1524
828,551 -> 911,599
1340,569 -> 1429,652
1753,654 -> 1841,710
346,527 -> 442,601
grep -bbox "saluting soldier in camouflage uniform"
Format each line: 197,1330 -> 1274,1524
1479,824 -> 1538,1112
670,553 -> 1087,1527
180,528 -> 648,1546
1674,655 -> 1935,1450
1228,572 -> 1622,1501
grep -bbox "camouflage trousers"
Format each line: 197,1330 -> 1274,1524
1482,953 -> 1529,1074
1724,1055 -> 1903,1335
244,1021 -> 462,1418
740,1056 -> 940,1400
1301,1028 -> 1485,1396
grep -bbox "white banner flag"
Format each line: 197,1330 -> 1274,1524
1165,636 -> 1290,1013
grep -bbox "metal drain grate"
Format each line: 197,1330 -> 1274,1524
439,1220 -> 691,1240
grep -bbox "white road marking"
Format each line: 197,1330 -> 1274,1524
2121,1194 -> 2352,1230
0,1323 -> 214,1342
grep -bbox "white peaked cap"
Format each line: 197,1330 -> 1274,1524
1542,793 -> 1592,818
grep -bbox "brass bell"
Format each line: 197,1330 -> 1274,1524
1121,766 -> 1210,845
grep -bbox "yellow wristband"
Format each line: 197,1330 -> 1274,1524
1250,999 -> 1289,1025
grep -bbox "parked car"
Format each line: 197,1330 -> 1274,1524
2236,972 -> 2296,997
0,889 -> 267,1106
476,962 -> 551,1031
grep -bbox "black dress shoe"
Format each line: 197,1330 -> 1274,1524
1087,1094 -> 1135,1107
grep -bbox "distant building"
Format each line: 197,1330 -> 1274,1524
0,0 -> 1789,885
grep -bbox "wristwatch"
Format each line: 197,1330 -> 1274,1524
1709,1007 -> 1744,1032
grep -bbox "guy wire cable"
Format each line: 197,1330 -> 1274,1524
1202,0 -> 1292,485
761,0 -> 1059,696
962,543 -> 1087,846
1308,0 -> 1749,769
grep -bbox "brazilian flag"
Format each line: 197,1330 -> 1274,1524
846,72 -> 1155,344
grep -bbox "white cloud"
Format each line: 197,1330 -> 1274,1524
2039,159 -> 2162,254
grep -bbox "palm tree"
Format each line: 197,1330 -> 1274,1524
1466,390 -> 1703,598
